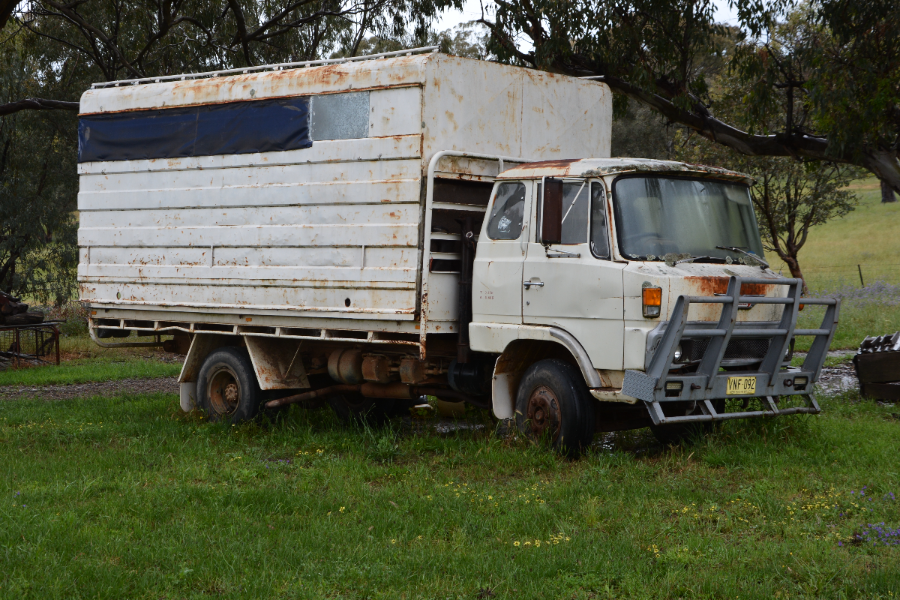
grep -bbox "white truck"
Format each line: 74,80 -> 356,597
77,47 -> 838,453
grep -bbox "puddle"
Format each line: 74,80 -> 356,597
815,363 -> 859,394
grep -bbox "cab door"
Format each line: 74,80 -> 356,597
473,180 -> 532,324
522,179 -> 625,369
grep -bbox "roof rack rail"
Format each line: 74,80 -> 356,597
90,45 -> 440,90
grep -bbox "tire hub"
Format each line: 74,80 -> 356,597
208,368 -> 241,416
525,385 -> 561,441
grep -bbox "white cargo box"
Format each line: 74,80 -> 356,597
78,50 -> 611,347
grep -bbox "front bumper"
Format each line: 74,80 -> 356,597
621,276 -> 839,425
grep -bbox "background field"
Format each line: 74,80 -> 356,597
770,177 -> 900,291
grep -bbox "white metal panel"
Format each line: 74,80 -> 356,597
81,281 -> 416,315
520,70 -> 611,158
79,159 -> 421,198
422,56 -> 524,159
86,246 -> 416,269
423,272 -> 460,322
369,87 -> 422,138
79,55 -> 430,114
80,204 -> 420,229
421,54 -> 612,164
80,265 -> 416,283
79,180 -> 420,212
79,223 -> 418,248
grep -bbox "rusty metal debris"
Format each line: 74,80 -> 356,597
0,290 -> 44,326
854,332 -> 900,401
0,322 -> 61,368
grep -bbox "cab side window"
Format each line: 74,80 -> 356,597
590,183 -> 610,259
486,182 -> 527,240
560,181 -> 589,244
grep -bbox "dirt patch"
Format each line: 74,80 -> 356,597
0,377 -> 178,401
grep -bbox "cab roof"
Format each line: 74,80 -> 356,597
496,157 -> 753,185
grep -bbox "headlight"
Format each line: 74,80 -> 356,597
673,344 -> 683,362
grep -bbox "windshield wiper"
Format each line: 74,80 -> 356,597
715,246 -> 769,269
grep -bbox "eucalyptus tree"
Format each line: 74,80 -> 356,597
0,0 -> 458,297
479,0 -> 900,195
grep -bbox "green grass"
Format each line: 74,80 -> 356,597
0,356 -> 180,387
1,392 -> 898,599
793,301 -> 900,352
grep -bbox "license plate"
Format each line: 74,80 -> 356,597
726,376 -> 757,395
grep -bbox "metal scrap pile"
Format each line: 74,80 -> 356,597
854,332 -> 900,401
0,291 -> 44,325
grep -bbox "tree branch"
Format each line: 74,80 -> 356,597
0,98 -> 79,117
0,0 -> 18,29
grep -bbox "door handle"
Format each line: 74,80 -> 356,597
523,280 -> 544,289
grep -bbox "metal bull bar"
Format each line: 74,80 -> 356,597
621,277 -> 840,425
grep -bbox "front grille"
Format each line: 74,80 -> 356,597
686,337 -> 770,362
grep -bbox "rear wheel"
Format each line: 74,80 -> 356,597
197,347 -> 263,423
515,359 -> 595,456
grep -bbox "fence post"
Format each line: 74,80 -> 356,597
858,264 -> 865,287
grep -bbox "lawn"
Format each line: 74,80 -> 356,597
0,390 -> 898,599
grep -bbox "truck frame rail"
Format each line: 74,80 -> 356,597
622,276 -> 839,425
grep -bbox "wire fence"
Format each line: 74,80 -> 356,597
774,264 -> 900,293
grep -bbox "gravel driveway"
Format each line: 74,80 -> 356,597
0,377 -> 179,401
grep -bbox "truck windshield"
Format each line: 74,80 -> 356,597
612,176 -> 765,261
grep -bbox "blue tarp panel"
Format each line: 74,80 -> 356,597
78,97 -> 312,163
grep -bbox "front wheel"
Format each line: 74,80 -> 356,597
197,347 -> 263,423
515,359 -> 595,456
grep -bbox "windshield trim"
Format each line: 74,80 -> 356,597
610,173 -> 760,262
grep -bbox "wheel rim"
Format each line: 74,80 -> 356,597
208,366 -> 241,416
525,385 -> 561,441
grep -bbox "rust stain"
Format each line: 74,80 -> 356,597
519,158 -> 578,169
685,276 -> 773,297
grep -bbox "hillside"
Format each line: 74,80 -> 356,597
770,177 -> 900,291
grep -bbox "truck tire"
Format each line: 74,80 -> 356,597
515,359 -> 595,456
649,400 -> 724,445
197,347 -> 263,423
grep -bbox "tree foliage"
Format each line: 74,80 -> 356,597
0,41 -> 79,301
479,0 -> 900,193
0,0 -> 458,299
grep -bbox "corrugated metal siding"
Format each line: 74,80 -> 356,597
79,87 -> 424,319
77,53 -> 614,328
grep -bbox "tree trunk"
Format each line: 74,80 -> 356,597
782,256 -> 809,296
881,179 -> 897,203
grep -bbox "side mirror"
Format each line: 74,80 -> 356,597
541,177 -> 563,245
